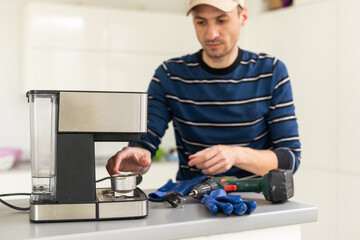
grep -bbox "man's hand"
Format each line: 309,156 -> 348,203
188,145 -> 278,176
188,145 -> 239,175
106,146 -> 151,176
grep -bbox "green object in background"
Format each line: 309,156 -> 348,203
153,148 -> 164,162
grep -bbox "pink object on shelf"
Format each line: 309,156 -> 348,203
0,148 -> 22,170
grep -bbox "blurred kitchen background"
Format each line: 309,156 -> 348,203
0,0 -> 359,239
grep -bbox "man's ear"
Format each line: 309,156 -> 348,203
240,7 -> 248,27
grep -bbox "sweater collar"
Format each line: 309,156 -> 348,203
196,47 -> 243,75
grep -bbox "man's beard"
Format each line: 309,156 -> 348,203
203,39 -> 228,59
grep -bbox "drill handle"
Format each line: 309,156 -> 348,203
222,178 -> 263,193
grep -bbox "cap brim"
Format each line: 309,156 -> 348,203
186,0 -> 239,16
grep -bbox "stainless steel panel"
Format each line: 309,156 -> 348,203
30,203 -> 96,221
99,201 -> 148,219
96,188 -> 148,218
58,92 -> 147,133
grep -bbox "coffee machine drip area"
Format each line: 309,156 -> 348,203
27,90 -> 148,222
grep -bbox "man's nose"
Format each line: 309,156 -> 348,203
205,24 -> 220,41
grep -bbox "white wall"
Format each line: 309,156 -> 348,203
22,2 -> 201,159
0,0 -> 198,161
24,3 -> 198,92
0,0 -> 31,161
240,1 -> 360,239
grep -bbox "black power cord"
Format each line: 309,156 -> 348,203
0,193 -> 31,211
165,191 -> 186,208
96,176 -> 110,183
1,177 -> 110,211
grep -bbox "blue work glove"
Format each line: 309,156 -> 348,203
200,189 -> 257,216
148,174 -> 207,201
201,195 -> 234,215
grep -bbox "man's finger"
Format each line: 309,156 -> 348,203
106,156 -> 121,175
202,159 -> 224,175
189,147 -> 217,167
138,157 -> 151,167
189,147 -> 211,159
194,155 -> 217,169
131,148 -> 151,167
112,151 -> 128,174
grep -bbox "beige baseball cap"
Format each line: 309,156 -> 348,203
186,0 -> 245,16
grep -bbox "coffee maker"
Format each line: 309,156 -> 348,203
27,90 -> 148,222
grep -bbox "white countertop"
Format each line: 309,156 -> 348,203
0,190 -> 317,240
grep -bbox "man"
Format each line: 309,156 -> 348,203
106,0 -> 301,180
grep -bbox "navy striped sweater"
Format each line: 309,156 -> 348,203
129,48 -> 301,180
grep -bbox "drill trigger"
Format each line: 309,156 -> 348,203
224,185 -> 237,192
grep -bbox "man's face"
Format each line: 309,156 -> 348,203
191,4 -> 247,60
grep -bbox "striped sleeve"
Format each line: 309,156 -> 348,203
128,63 -> 172,157
267,60 -> 301,173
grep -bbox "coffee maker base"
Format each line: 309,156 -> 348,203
29,188 -> 148,222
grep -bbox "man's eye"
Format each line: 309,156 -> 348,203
196,21 -> 205,25
218,19 -> 227,23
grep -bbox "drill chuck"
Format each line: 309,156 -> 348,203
189,178 -> 219,199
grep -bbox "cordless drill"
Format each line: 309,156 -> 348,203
189,169 -> 294,203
